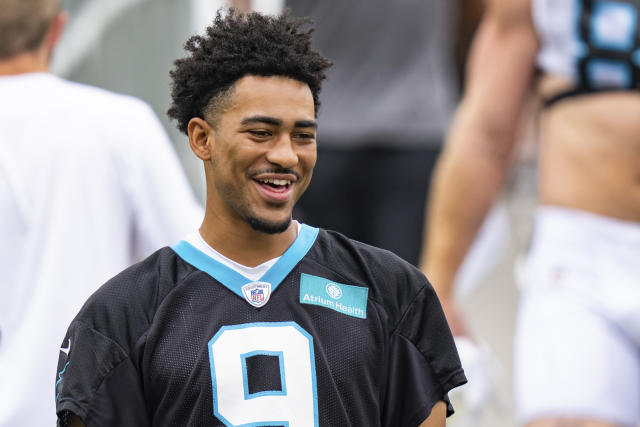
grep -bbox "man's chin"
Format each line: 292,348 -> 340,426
246,216 -> 291,234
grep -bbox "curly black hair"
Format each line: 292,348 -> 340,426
167,9 -> 332,134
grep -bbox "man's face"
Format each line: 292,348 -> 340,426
205,75 -> 317,234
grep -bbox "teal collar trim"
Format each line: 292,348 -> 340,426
172,224 -> 319,299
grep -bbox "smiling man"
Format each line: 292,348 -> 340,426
53,10 -> 466,427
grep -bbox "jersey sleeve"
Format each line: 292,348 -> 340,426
382,282 -> 467,426
55,321 -> 150,427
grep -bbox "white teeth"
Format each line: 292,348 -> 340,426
259,178 -> 291,186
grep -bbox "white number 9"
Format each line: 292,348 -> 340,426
208,322 -> 319,426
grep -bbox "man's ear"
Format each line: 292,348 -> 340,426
188,118 -> 214,161
43,12 -> 67,64
48,12 -> 67,51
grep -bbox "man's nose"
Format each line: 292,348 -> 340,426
266,135 -> 298,168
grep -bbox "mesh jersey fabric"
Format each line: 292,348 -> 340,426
55,227 -> 466,426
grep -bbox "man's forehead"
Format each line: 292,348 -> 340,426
224,75 -> 315,122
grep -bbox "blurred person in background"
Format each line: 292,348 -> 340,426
0,0 -> 202,425
236,0 -> 482,267
420,0 -> 640,426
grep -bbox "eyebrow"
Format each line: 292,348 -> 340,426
294,120 -> 318,129
240,115 -> 317,129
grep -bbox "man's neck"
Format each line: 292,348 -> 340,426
198,214 -> 298,268
0,51 -> 48,76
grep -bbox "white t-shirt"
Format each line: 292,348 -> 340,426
0,73 -> 203,426
183,221 -> 302,281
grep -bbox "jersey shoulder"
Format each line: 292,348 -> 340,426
307,229 -> 466,400
307,229 -> 435,326
70,246 -> 195,352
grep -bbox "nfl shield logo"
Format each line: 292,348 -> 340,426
241,282 -> 272,308
251,288 -> 264,303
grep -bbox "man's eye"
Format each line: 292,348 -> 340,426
249,130 -> 271,137
294,133 -> 315,140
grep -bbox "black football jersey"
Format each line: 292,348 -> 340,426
55,225 -> 466,426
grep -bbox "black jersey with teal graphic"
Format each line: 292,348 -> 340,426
538,0 -> 640,106
55,225 -> 466,427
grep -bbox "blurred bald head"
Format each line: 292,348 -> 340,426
0,0 -> 61,59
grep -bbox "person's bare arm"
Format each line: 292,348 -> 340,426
67,413 -> 85,427
455,0 -> 484,83
419,0 -> 539,335
417,400 -> 447,427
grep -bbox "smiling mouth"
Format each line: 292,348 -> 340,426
256,178 -> 292,189
253,178 -> 295,203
